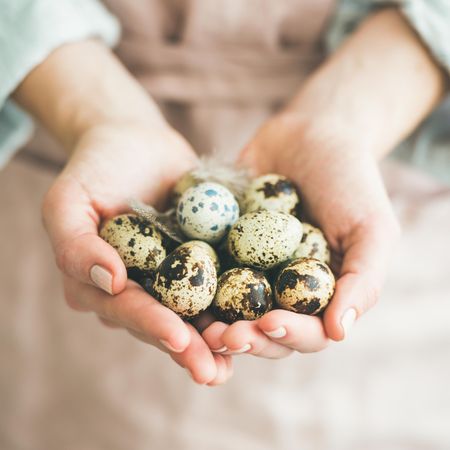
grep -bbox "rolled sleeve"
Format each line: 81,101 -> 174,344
327,0 -> 450,75
326,1 -> 450,185
0,0 -> 120,168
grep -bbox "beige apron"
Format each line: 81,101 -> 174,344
2,2 -> 450,449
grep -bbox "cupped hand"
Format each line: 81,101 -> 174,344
202,112 -> 401,357
42,122 -> 232,385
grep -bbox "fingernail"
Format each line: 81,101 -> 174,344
231,344 -> 251,354
341,308 -> 357,338
160,339 -> 183,353
212,346 -> 228,353
263,327 -> 287,339
90,265 -> 113,295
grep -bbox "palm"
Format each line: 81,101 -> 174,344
44,123 -> 232,385
62,124 -> 197,214
202,116 -> 400,356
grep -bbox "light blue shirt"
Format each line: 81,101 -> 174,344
0,0 -> 449,183
0,0 -> 119,167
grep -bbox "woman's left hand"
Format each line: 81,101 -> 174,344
201,111 -> 400,358
201,7 -> 446,360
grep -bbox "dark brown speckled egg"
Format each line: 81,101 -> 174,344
213,268 -> 272,323
275,258 -> 335,315
153,241 -> 217,319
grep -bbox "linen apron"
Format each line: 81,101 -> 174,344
1,2 -> 450,449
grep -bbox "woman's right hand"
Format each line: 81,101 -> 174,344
42,122 -> 233,386
13,40 -> 233,386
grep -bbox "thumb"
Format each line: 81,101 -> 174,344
323,215 -> 401,341
42,175 -> 127,295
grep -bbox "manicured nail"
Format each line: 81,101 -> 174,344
160,339 -> 183,353
212,346 -> 228,353
232,344 -> 251,354
90,265 -> 113,294
264,327 -> 287,339
341,308 -> 357,338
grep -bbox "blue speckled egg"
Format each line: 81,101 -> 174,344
177,182 -> 239,244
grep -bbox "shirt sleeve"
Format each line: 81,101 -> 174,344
0,0 -> 120,169
326,0 -> 450,75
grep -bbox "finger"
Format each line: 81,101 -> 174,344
223,320 -> 294,359
63,282 -> 91,312
257,310 -> 329,353
127,329 -> 170,353
42,176 -> 127,294
98,316 -> 121,329
201,321 -> 229,353
129,327 -> 231,386
324,216 -> 401,341
65,276 -> 191,352
207,354 -> 234,387
169,324 -> 218,385
203,320 -> 292,359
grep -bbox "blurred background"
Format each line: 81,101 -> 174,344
1,114 -> 450,450
1,1 -> 450,449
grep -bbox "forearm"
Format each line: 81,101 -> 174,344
285,8 -> 446,159
13,40 -> 167,149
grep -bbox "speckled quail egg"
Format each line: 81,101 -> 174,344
275,258 -> 335,315
227,210 -> 303,270
177,182 -> 239,243
292,223 -> 331,264
171,171 -> 201,205
213,268 -> 272,323
186,240 -> 221,274
242,174 -> 300,215
100,214 -> 166,277
152,241 -> 217,319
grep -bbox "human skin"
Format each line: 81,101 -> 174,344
14,9 -> 445,380
201,8 -> 446,358
14,41 -> 232,386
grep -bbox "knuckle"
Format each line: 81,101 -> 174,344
64,290 -> 83,311
55,242 -> 72,274
364,281 -> 381,311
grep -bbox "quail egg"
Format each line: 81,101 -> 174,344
275,258 -> 335,315
152,241 -> 217,319
213,268 -> 272,323
171,171 -> 201,205
177,182 -> 239,243
242,174 -> 300,215
227,210 -> 303,270
100,214 -> 166,277
187,240 -> 221,274
292,223 -> 331,264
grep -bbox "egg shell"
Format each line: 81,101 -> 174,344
171,171 -> 201,206
213,268 -> 272,323
185,240 -> 221,274
100,214 -> 166,276
242,174 -> 300,215
153,241 -> 217,319
292,223 -> 331,264
177,182 -> 239,244
227,210 -> 303,270
275,258 -> 335,315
